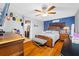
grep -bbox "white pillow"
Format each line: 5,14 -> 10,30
32,38 -> 47,45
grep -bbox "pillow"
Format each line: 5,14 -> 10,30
32,38 -> 47,45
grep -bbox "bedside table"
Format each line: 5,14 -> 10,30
60,34 -> 69,41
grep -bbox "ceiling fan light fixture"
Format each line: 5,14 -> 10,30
41,12 -> 48,17
42,13 -> 48,17
34,5 -> 56,17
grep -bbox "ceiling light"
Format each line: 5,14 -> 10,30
42,12 -> 48,17
42,14 -> 48,17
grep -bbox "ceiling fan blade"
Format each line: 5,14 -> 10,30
48,12 -> 56,14
36,14 -> 41,16
34,9 -> 42,12
47,6 -> 55,11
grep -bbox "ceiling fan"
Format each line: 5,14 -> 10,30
34,5 -> 56,16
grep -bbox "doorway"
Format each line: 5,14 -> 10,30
24,20 -> 31,38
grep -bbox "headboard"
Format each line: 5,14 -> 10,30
48,22 -> 65,30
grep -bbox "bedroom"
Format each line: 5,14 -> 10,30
0,3 -> 79,56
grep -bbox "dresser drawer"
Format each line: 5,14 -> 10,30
0,40 -> 24,56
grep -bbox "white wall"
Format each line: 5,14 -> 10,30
1,17 -> 43,38
2,18 -> 24,36
30,19 -> 43,39
75,9 -> 79,33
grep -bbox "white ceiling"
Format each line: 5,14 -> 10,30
8,3 -> 79,21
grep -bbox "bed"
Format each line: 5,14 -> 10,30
23,35 -> 64,56
40,22 -> 66,46
40,31 -> 59,47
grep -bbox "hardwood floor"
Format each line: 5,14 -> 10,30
51,40 -> 63,56
23,40 -> 64,56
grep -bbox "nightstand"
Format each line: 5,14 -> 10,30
60,34 -> 69,41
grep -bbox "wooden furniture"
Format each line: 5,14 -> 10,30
35,35 -> 53,47
48,22 -> 65,30
60,34 -> 69,41
0,33 -> 24,56
51,40 -> 63,56
60,34 -> 72,56
24,36 -> 64,56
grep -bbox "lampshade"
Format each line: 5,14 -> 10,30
63,27 -> 70,30
42,14 -> 48,16
63,26 -> 70,34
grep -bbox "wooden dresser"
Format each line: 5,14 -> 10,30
0,33 -> 24,56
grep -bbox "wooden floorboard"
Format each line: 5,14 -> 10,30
23,40 -> 63,56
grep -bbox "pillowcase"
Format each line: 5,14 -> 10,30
32,38 -> 47,45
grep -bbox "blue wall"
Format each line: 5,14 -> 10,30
44,16 -> 75,31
